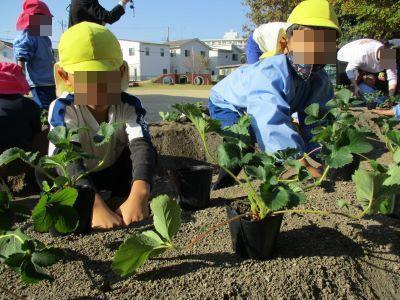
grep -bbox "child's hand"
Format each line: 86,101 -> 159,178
116,197 -> 150,225
92,193 -> 123,230
116,180 -> 151,225
371,108 -> 395,116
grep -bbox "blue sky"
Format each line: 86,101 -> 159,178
0,0 -> 249,46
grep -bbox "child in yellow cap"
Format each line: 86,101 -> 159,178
49,22 -> 156,231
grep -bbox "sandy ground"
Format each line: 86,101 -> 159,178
0,111 -> 399,300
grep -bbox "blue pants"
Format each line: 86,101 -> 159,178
31,85 -> 57,110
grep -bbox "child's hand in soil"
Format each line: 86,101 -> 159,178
92,193 -> 124,229
371,108 -> 395,116
116,180 -> 151,225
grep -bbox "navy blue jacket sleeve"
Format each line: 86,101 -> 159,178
246,34 -> 263,64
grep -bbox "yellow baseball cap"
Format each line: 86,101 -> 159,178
54,22 -> 129,97
287,0 -> 341,36
58,22 -> 123,73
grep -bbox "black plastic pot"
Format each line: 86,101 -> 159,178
226,205 -> 283,260
329,156 -> 360,181
366,101 -> 377,110
391,195 -> 400,219
170,165 -> 213,210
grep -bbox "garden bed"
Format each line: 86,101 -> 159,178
1,114 -> 400,300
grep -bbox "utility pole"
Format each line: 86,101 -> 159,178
58,20 -> 66,33
166,26 -> 170,42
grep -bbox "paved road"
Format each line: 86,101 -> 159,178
130,89 -> 210,122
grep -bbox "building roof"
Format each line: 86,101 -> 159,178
166,38 -> 211,50
216,64 -> 244,69
0,40 -> 13,49
118,39 -> 169,47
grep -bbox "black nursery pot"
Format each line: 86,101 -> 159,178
366,101 -> 377,110
329,156 -> 360,181
392,195 -> 400,219
170,165 -> 213,210
226,206 -> 283,260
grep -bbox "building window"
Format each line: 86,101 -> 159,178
161,48 -> 165,57
200,51 -> 206,57
3,51 -> 7,58
185,49 -> 191,57
129,48 -> 135,56
163,68 -> 168,74
232,54 -> 238,61
145,47 -> 150,56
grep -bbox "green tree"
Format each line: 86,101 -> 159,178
242,0 -> 400,45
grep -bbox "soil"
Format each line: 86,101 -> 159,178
1,117 -> 400,300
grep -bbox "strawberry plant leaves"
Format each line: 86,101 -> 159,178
32,188 -> 79,233
337,199 -> 348,209
393,149 -> 400,164
387,130 -> 400,147
328,147 -> 353,169
353,169 -> 394,215
261,184 -> 290,211
335,88 -> 353,104
0,229 -> 61,284
150,195 -> 181,242
220,115 -> 252,150
346,130 -> 373,154
383,165 -> 400,186
217,143 -> 242,169
93,122 -> 122,146
112,231 -> 170,277
173,103 -> 221,136
0,148 -> 38,166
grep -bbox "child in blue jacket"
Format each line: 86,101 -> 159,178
210,0 -> 340,189
14,0 -> 56,110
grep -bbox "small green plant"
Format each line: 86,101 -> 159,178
0,229 -> 62,284
362,90 -> 383,109
305,88 -> 373,183
159,110 -> 182,122
378,95 -> 400,109
0,122 -> 121,234
0,179 -> 30,230
112,195 -> 181,276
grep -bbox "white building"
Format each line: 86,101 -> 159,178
119,39 -> 170,81
203,30 -> 246,50
209,44 -> 244,76
167,39 -> 211,74
0,41 -> 14,63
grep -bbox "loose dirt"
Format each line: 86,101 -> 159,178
1,117 -> 400,300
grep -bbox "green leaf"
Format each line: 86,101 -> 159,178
173,103 -> 221,137
0,148 -> 25,166
305,103 -> 320,118
32,248 -> 62,267
217,143 -> 242,169
383,166 -> 400,186
393,149 -> 400,164
387,131 -> 400,147
94,123 -> 118,146
48,188 -> 78,206
337,199 -> 348,208
20,260 -> 53,284
335,88 -> 353,104
329,147 -> 353,169
150,195 -> 181,242
32,189 -> 79,233
112,231 -> 170,276
347,130 -> 373,154
220,115 -> 252,149
0,229 -> 28,261
261,184 -> 290,211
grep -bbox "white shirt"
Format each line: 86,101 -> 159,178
48,92 -> 148,171
337,39 -> 398,86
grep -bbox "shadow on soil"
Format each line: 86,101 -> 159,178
136,252 -> 239,281
276,225 -> 364,258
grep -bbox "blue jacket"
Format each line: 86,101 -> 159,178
246,34 -> 263,64
13,30 -> 55,87
395,105 -> 400,120
210,54 -> 334,156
